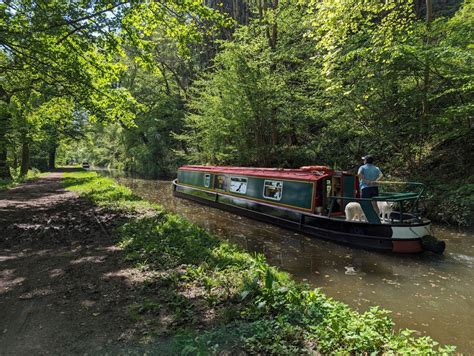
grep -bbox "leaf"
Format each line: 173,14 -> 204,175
240,290 -> 250,300
265,268 -> 275,290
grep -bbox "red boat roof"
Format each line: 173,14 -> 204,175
179,165 -> 334,181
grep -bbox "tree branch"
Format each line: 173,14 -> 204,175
48,2 -> 129,30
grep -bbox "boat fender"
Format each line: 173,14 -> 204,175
421,235 -> 446,255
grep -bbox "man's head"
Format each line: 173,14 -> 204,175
362,155 -> 374,164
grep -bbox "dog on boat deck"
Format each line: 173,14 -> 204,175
345,202 -> 366,222
377,201 -> 395,222
345,201 -> 395,223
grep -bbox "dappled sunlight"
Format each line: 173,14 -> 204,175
0,0 -> 472,352
18,287 -> 54,300
48,268 -> 65,278
0,255 -> 19,262
96,245 -> 122,252
0,172 -> 180,354
101,268 -> 149,286
0,269 -> 26,295
0,169 -> 462,353
80,299 -> 96,308
70,255 -> 107,265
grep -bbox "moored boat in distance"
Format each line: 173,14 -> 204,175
173,165 -> 446,254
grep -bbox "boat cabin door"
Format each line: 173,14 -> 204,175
329,175 -> 343,214
316,175 -> 343,214
316,172 -> 356,215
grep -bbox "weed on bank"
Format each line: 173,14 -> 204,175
63,171 -> 455,354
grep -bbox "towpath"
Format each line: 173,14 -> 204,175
0,172 -> 152,354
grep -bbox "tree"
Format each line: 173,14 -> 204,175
304,0 -> 472,171
0,0 -> 227,177
180,0 -> 324,167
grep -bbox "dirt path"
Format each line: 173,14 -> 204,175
0,173 -> 156,355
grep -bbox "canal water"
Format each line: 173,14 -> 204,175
96,170 -> 473,352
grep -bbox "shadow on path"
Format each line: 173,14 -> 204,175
0,173 -> 170,354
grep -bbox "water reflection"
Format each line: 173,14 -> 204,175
96,169 -> 474,352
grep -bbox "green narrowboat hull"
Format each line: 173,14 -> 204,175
177,168 -> 315,212
172,179 -> 446,254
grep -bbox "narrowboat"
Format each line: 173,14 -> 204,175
172,165 -> 446,254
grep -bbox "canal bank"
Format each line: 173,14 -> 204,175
95,168 -> 474,353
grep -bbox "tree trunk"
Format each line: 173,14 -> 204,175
425,0 -> 433,22
423,0 -> 433,98
269,0 -> 279,147
0,115 -> 10,179
0,147 -> 10,179
419,0 -> 432,162
0,90 -> 11,179
20,141 -> 30,177
48,145 -> 57,170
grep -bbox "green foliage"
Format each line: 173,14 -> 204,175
171,0 -> 472,223
413,129 -> 474,226
426,183 -> 474,226
180,0 -> 324,167
181,0 -> 473,170
128,299 -> 162,320
49,0 -> 472,223
1,0 -> 227,177
62,171 -> 149,211
118,215 -> 219,269
63,170 -> 456,354
2,0 -> 472,219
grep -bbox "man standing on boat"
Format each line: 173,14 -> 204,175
358,155 -> 383,214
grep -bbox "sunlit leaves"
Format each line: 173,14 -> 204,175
0,0 -> 231,176
121,0 -> 230,60
1,0 -> 228,125
180,0 -> 324,167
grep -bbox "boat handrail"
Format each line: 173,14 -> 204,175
328,187 -> 425,224
376,181 -> 424,186
372,181 -> 425,215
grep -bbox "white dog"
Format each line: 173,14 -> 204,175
345,202 -> 366,222
377,201 -> 394,222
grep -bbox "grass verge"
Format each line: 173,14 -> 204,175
63,170 -> 456,354
0,169 -> 45,191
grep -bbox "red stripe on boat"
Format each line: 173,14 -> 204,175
392,240 -> 423,253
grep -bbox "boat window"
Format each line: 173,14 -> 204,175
215,175 -> 227,190
263,180 -> 283,201
230,177 -> 248,194
204,174 -> 211,188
